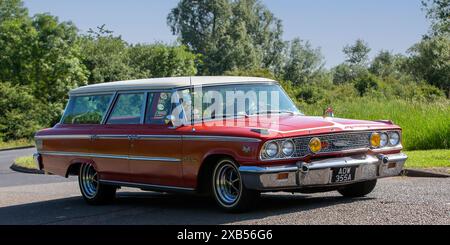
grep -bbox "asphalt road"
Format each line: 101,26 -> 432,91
0,148 -> 74,187
0,148 -> 449,225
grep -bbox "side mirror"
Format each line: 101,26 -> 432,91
323,107 -> 335,118
165,115 -> 176,127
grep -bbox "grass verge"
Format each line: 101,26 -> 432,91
301,98 -> 450,151
404,149 -> 450,169
0,139 -> 34,150
13,156 -> 36,170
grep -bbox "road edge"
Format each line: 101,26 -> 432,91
0,145 -> 35,152
10,163 -> 44,175
402,169 -> 450,178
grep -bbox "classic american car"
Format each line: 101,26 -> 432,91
34,76 -> 407,212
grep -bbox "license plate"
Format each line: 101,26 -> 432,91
332,167 -> 357,183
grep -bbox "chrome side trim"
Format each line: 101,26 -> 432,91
35,135 -> 91,140
35,134 -> 258,142
95,135 -> 129,140
99,180 -> 195,192
39,151 -> 181,163
128,156 -> 181,162
183,135 -> 261,143
137,135 -> 182,141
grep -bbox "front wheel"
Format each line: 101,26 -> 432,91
212,159 -> 259,213
338,179 -> 377,197
78,163 -> 116,205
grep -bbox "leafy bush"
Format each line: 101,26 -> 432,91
0,82 -> 43,141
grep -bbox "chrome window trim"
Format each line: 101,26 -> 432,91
176,81 -> 277,91
105,92 -> 147,125
101,92 -> 118,125
39,151 -> 181,163
60,93 -> 116,125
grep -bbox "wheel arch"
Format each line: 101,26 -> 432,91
196,154 -> 238,194
65,158 -> 96,178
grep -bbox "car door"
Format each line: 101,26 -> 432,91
128,91 -> 184,187
91,92 -> 147,183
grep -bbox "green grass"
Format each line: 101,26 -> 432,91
301,98 -> 450,151
14,156 -> 36,170
0,139 -> 34,150
404,150 -> 450,169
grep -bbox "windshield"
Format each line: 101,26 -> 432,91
177,83 -> 302,122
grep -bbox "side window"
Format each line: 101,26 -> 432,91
107,93 -> 145,125
61,94 -> 113,125
145,92 -> 172,125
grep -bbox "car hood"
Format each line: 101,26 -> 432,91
224,115 -> 400,138
191,115 -> 400,139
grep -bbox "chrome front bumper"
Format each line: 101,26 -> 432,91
240,153 -> 407,191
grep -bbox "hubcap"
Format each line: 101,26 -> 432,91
80,164 -> 99,199
215,162 -> 241,206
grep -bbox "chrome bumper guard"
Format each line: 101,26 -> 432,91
239,153 -> 407,191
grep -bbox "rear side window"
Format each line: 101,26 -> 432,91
145,92 -> 172,125
61,94 -> 113,124
107,93 -> 145,125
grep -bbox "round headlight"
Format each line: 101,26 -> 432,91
389,132 -> 400,146
282,140 -> 295,156
265,142 -> 279,158
380,133 -> 388,147
370,132 -> 381,148
309,138 -> 322,153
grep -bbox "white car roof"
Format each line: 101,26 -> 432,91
69,76 -> 277,95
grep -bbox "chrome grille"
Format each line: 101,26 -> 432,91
292,132 -> 372,158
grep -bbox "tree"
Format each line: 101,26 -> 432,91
422,0 -> 450,37
167,0 -> 285,75
353,72 -> 380,96
80,26 -> 132,84
31,13 -> 88,105
332,63 -> 355,85
370,50 -> 405,78
0,0 -> 27,22
343,39 -> 371,66
0,1 -> 87,123
407,35 -> 450,97
128,43 -> 198,78
282,38 -> 324,85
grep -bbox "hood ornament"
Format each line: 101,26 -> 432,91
323,107 -> 335,118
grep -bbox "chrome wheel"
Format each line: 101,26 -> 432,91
80,164 -> 99,199
214,161 -> 242,206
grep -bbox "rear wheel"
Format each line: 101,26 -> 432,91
338,179 -> 377,197
212,159 -> 259,212
78,163 -> 116,205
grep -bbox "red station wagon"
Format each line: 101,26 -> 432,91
34,76 -> 408,212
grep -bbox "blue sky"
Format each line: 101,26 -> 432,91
23,0 -> 429,68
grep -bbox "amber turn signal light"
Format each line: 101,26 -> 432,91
370,133 -> 381,148
309,137 -> 322,153
277,173 -> 289,180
